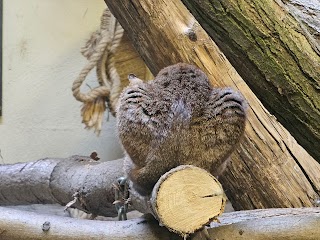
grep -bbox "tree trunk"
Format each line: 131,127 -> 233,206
181,0 -> 320,161
0,206 -> 319,239
104,0 -> 320,210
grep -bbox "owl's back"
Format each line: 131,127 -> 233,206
117,63 -> 247,195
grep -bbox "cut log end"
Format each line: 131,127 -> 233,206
150,165 -> 226,237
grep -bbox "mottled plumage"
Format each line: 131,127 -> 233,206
117,63 -> 247,195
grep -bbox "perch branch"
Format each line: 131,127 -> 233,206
0,156 -> 124,217
0,206 -> 319,240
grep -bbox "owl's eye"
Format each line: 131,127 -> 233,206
224,98 -> 243,106
127,90 -> 137,95
142,108 -> 151,116
162,71 -> 168,76
190,74 -> 196,78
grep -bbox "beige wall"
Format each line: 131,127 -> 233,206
0,0 -> 124,163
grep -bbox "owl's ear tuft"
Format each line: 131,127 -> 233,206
128,74 -> 144,85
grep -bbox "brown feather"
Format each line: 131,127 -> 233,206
117,63 -> 247,195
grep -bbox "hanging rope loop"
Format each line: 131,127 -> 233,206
72,8 -> 124,135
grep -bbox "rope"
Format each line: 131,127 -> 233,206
72,8 -> 124,135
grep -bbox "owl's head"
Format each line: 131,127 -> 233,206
153,63 -> 211,93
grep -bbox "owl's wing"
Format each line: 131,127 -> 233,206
192,87 -> 247,173
117,80 -> 176,161
117,82 -> 155,166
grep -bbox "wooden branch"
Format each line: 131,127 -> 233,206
0,156 -> 124,217
0,206 -> 178,240
181,0 -> 320,161
104,0 -> 320,210
0,206 -> 319,239
203,208 -> 320,240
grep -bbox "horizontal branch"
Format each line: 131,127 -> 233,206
0,156 -> 125,217
0,206 -> 319,239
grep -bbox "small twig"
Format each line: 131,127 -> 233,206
113,177 -> 130,221
64,192 -> 80,211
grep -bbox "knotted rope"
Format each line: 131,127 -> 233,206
72,8 -> 124,135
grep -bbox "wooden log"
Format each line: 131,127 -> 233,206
130,165 -> 225,237
181,0 -> 320,162
0,156 -> 124,217
0,206 -> 319,239
104,0 -> 320,210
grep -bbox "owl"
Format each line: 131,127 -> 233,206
117,63 -> 247,195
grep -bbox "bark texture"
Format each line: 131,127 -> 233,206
182,0 -> 320,161
0,156 -> 124,217
0,206 -> 318,240
104,0 -> 320,210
